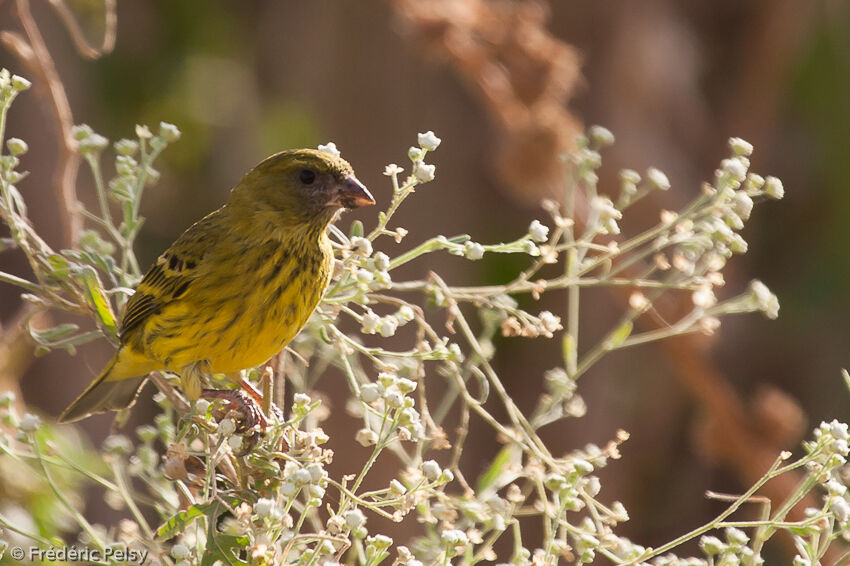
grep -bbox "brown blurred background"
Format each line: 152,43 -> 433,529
1,0 -> 849,557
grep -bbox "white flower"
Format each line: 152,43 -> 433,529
218,418 -> 236,436
764,176 -> 784,199
383,163 -> 403,176
360,383 -> 383,403
539,311 -> 562,334
728,137 -> 754,156
441,529 -> 468,546
19,413 -> 40,432
317,142 -> 340,157
379,317 -> 398,337
646,167 -> 670,190
720,157 -> 748,182
397,305 -> 415,322
620,168 -> 641,185
413,161 -> 436,183
699,535 -> 726,555
733,191 -> 754,220
368,253 -> 389,273
748,280 -> 779,319
725,526 -> 749,545
293,393 -> 311,406
591,196 -> 623,235
171,544 -> 191,560
384,388 -> 403,408
290,468 -> 312,485
464,241 -> 485,260
589,125 -> 615,147
629,292 -> 649,310
158,122 -> 181,143
529,220 -> 550,242
691,285 -> 717,309
135,124 -> 152,139
228,435 -> 243,452
11,74 -> 31,90
361,311 -> 380,334
422,460 -> 442,481
344,508 -> 367,529
194,398 -> 210,415
408,146 -> 425,162
827,479 -> 847,496
0,391 -> 15,407
351,237 -> 373,257
114,138 -> 138,156
6,138 -> 28,156
356,268 -> 374,285
254,498 -> 275,518
417,130 -> 441,151
830,420 -> 849,440
356,428 -> 378,446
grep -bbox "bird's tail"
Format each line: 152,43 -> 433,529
59,353 -> 149,423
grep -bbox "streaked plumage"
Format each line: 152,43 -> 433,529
60,149 -> 374,422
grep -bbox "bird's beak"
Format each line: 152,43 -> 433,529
331,176 -> 375,209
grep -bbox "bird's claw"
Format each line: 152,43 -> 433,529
201,388 -> 279,454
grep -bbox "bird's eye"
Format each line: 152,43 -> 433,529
299,169 -> 316,185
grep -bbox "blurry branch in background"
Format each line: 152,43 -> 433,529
0,0 -> 117,408
46,0 -> 117,60
389,0 -> 583,204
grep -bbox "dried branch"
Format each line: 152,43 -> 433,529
1,0 -> 81,246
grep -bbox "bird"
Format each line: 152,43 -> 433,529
59,148 -> 374,422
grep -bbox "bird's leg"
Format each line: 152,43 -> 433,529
201,388 -> 267,433
198,367 -> 267,435
180,360 -> 210,401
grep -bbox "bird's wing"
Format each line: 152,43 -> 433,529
119,210 -> 221,339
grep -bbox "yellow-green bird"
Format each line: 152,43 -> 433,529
60,149 -> 374,422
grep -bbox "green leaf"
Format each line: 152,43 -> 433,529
29,323 -> 79,344
349,220 -> 363,238
156,502 -> 211,540
73,265 -> 118,341
447,234 -> 471,244
202,535 -> 250,566
605,321 -> 633,349
319,325 -> 333,344
44,254 -> 74,280
476,445 -> 521,494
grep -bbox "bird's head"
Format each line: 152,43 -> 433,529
229,149 -> 375,229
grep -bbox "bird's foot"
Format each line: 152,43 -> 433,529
201,387 -> 267,450
201,383 -> 283,455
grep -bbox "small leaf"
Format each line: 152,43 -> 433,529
605,321 -> 633,349
201,535 -> 250,566
349,220 -> 363,238
74,265 -> 118,341
448,234 -> 471,244
156,503 -> 211,540
477,445 -> 521,494
44,254 -> 74,279
29,323 -> 80,344
319,325 -> 333,344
